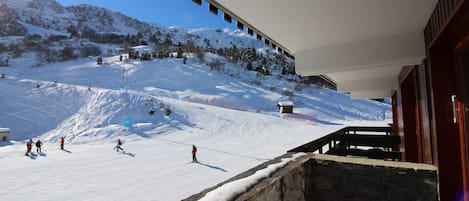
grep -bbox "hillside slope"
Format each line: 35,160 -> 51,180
0,54 -> 390,142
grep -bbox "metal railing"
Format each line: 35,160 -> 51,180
288,126 -> 401,160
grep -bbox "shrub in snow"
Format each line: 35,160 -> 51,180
96,56 -> 103,65
81,44 -> 101,58
60,46 -> 77,61
9,44 -> 22,58
208,59 -> 223,71
246,61 -> 252,71
195,49 -> 204,63
164,107 -> 172,116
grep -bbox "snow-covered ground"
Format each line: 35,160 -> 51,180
0,55 -> 391,200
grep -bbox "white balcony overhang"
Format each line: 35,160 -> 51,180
204,0 -> 437,98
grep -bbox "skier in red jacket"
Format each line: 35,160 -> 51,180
25,139 -> 33,156
60,137 -> 65,150
192,144 -> 198,162
115,138 -> 124,152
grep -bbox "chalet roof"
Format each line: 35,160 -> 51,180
277,101 -> 294,106
0,128 -> 10,132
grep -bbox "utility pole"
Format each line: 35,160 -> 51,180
123,66 -> 132,128
124,67 -> 128,115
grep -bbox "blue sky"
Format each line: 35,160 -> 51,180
56,0 -> 235,29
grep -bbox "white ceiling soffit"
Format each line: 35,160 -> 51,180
295,31 -> 425,75
327,65 -> 402,98
208,0 -> 436,54
207,0 -> 437,98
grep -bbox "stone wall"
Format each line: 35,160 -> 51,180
186,154 -> 438,201
238,154 -> 438,201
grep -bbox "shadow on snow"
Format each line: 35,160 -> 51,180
62,149 -> 72,153
120,151 -> 136,157
196,161 -> 228,172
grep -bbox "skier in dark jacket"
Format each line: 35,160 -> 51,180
36,139 -> 43,153
115,138 -> 124,152
192,144 -> 198,162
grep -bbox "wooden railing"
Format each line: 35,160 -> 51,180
288,126 -> 401,160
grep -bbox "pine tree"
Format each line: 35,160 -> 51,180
97,56 -> 103,65
246,61 -> 253,71
176,47 -> 183,58
195,47 -> 204,64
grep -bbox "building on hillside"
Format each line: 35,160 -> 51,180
277,101 -> 293,113
0,128 -> 10,142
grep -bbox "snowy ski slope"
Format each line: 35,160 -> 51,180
0,55 -> 391,200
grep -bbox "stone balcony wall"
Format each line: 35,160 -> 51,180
185,153 -> 438,201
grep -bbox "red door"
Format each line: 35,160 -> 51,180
427,2 -> 469,200
456,46 -> 469,201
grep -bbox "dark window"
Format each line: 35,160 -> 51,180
224,13 -> 232,23
209,4 -> 218,15
247,28 -> 254,36
192,0 -> 202,6
236,21 -> 244,30
256,34 -> 262,40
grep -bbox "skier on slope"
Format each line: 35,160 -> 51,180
192,144 -> 198,163
25,139 -> 33,156
36,139 -> 43,153
115,138 -> 124,152
60,137 -> 65,150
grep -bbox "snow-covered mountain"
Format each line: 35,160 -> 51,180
0,0 -> 265,57
1,0 -> 167,36
0,0 -> 298,90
